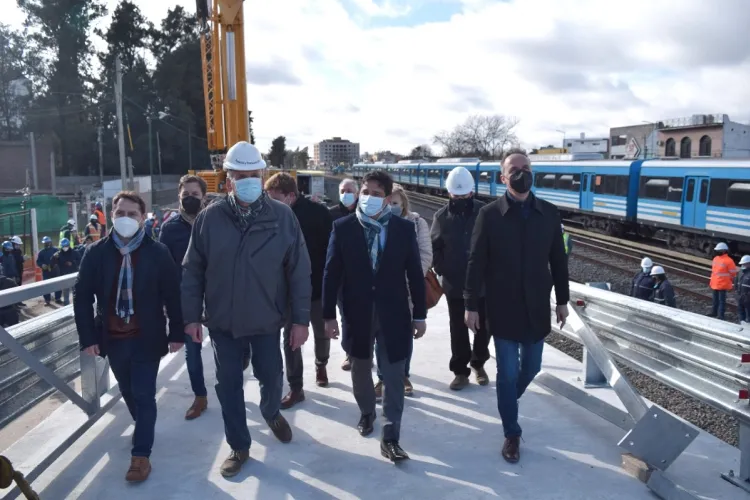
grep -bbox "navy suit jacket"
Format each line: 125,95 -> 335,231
322,214 -> 426,362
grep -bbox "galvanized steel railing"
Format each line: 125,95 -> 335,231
542,282 -> 750,498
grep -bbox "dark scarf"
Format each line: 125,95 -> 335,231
228,191 -> 266,231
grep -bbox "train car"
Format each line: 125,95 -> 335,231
637,159 -> 750,254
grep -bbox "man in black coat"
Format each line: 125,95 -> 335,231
464,152 -> 569,464
323,170 -> 426,463
74,191 -> 184,483
329,178 -> 358,372
265,173 -> 334,408
431,166 -> 490,391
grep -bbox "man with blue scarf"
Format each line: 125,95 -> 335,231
322,170 -> 427,463
74,191 -> 184,483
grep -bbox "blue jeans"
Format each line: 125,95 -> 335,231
375,336 -> 412,381
42,270 -> 61,303
185,334 -> 207,397
107,338 -> 160,458
494,338 -> 544,438
210,329 -> 283,452
712,290 -> 727,319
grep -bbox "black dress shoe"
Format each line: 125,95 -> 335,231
357,413 -> 375,436
381,440 -> 409,462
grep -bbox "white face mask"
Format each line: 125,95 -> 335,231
113,217 -> 140,238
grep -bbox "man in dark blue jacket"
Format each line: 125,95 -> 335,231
159,174 -> 211,420
323,170 -> 426,463
36,236 -> 61,305
52,238 -> 81,306
74,191 -> 183,483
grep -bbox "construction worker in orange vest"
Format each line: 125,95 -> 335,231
84,214 -> 102,242
709,242 -> 737,320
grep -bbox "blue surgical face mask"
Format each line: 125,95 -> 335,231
340,192 -> 355,207
233,176 -> 262,203
643,267 -> 651,274
389,204 -> 403,217
359,194 -> 385,217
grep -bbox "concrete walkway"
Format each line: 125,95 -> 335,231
7,299 -> 747,499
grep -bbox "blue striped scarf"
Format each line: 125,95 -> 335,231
111,228 -> 145,323
355,206 -> 391,271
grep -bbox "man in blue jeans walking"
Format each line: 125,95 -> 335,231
181,142 -> 312,478
464,151 -> 569,464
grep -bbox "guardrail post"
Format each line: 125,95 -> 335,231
80,354 -> 110,416
721,421 -> 750,492
582,283 -> 614,388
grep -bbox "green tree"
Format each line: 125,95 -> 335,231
409,144 -> 432,159
248,110 -> 255,145
0,24 -> 32,140
18,0 -> 108,175
269,136 -> 286,167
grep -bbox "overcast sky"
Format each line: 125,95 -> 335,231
7,0 -> 750,154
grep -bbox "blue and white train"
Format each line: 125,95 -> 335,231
351,158 -> 750,256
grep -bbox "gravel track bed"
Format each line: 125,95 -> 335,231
558,251 -> 738,447
410,200 -> 739,446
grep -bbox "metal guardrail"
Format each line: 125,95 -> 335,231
0,274 -> 113,500
541,281 -> 750,497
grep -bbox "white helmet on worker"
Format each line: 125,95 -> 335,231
714,242 -> 729,251
640,257 -> 653,269
650,266 -> 665,276
446,167 -> 474,196
10,236 -> 22,245
740,255 -> 750,266
67,218 -> 75,226
223,141 -> 266,171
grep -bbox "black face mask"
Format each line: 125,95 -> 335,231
181,196 -> 202,215
508,169 -> 532,194
449,197 -> 473,213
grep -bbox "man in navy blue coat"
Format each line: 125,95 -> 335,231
74,191 -> 184,483
322,170 -> 426,463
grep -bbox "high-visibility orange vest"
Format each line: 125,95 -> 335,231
710,254 -> 737,291
85,223 -> 101,242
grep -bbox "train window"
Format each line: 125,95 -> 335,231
727,182 -> 750,209
639,177 -> 683,202
685,179 -> 695,202
594,175 -> 628,196
444,170 -> 451,179
699,180 -> 709,203
497,172 -> 504,184
709,179 -> 729,206
541,174 -> 555,188
534,173 -> 544,188
556,174 -> 581,192
582,175 -> 588,191
479,172 -> 489,183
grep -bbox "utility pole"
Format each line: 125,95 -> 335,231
29,132 -> 38,190
114,56 -> 127,190
97,125 -> 104,185
147,116 -> 154,182
156,131 -> 163,185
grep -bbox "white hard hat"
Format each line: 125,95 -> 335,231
650,266 -> 665,276
715,242 -> 729,251
446,167 -> 474,196
223,141 -> 266,171
67,219 -> 75,226
640,257 -> 653,268
740,255 -> 750,265
10,236 -> 21,245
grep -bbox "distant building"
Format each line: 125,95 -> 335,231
371,151 -> 400,163
313,137 -> 360,167
564,133 -> 609,157
610,114 -> 750,160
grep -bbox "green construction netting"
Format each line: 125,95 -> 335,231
0,195 -> 68,237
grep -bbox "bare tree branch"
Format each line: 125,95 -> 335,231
432,114 -> 520,159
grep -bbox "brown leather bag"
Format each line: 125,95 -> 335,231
424,269 -> 444,309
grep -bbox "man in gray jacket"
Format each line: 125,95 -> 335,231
182,141 -> 312,478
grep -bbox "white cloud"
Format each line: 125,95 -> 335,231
7,0 -> 750,156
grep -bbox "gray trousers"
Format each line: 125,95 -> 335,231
351,310 -> 405,442
283,299 -> 330,391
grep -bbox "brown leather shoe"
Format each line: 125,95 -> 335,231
280,389 -> 305,410
404,377 -> 414,396
268,414 -> 293,443
502,436 -> 520,463
185,396 -> 208,420
220,449 -> 249,478
449,374 -> 470,390
125,456 -> 151,482
316,366 -> 329,387
341,357 -> 352,371
473,367 -> 490,386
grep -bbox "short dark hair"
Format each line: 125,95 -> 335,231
179,174 -> 207,196
362,170 -> 394,196
112,191 -> 146,215
264,172 -> 299,197
501,147 -> 528,162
